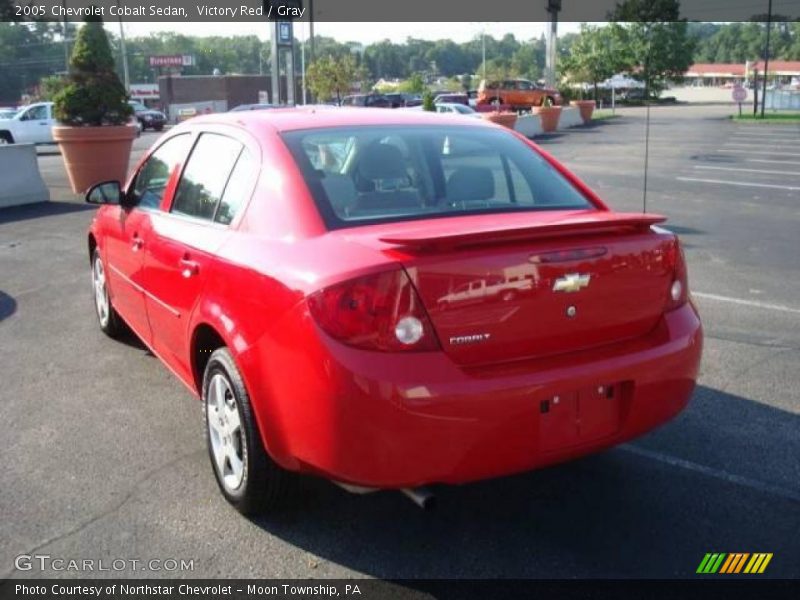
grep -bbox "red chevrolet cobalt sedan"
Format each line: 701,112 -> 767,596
85,108 -> 702,514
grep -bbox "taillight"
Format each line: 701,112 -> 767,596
307,269 -> 441,352
666,238 -> 689,311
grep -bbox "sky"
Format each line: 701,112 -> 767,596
114,21 -> 584,44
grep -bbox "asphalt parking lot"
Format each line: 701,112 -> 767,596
1,105 -> 798,580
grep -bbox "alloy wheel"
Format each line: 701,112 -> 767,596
206,373 -> 246,491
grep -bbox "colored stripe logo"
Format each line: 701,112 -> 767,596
697,553 -> 773,574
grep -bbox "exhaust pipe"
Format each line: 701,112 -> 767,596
401,487 -> 436,510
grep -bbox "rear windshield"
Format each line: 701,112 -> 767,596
281,125 -> 593,229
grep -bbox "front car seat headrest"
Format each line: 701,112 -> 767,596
447,166 -> 495,202
357,143 -> 409,181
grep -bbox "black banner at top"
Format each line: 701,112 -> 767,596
2,0 -> 799,22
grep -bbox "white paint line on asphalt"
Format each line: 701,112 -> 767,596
717,149 -> 800,156
620,445 -> 800,504
731,136 -> 800,142
747,158 -> 800,166
732,132 -> 800,139
676,176 -> 800,191
695,165 -> 800,177
725,141 -> 800,148
692,292 -> 800,315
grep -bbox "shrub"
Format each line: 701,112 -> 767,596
53,13 -> 132,126
422,90 -> 435,112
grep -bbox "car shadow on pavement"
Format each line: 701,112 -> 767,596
251,385 -> 799,579
0,201 -> 94,225
0,291 -> 17,322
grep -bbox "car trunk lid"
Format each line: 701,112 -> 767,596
347,210 -> 675,366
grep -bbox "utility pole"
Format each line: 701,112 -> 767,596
545,0 -> 561,88
482,29 -> 486,81
116,1 -> 130,91
62,0 -> 69,72
760,0 -> 773,118
308,0 -> 315,62
301,23 -> 306,104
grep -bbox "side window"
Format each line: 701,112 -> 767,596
171,133 -> 243,221
517,81 -> 533,91
130,134 -> 192,209
22,105 -> 47,120
215,149 -> 258,225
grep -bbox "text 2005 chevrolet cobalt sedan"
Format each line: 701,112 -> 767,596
86,108 -> 702,514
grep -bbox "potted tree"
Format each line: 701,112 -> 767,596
52,13 -> 135,194
534,97 -> 562,133
571,87 -> 596,124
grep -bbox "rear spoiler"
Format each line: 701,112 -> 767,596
378,212 -> 666,249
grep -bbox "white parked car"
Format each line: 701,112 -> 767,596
0,102 -> 56,144
435,103 -> 483,118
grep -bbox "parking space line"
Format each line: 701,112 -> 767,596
620,445 -> 800,504
694,165 -> 800,177
731,136 -> 800,142
747,158 -> 800,166
676,176 -> 800,191
693,292 -> 800,314
732,132 -> 800,139
717,149 -> 800,156
725,142 -> 800,148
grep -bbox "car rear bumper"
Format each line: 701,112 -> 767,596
249,301 -> 702,488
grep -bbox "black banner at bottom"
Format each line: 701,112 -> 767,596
1,580 -> 799,600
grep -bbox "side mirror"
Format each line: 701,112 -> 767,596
86,181 -> 123,205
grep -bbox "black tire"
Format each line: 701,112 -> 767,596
91,248 -> 125,338
153,125 -> 164,132
203,347 -> 293,515
0,131 -> 14,144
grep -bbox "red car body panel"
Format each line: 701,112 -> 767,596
88,108 -> 702,488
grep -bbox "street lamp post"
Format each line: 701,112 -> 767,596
116,1 -> 130,91
482,30 -> 486,81
760,0 -> 773,118
62,0 -> 69,71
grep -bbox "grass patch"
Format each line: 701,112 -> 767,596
732,112 -> 800,124
592,110 -> 620,121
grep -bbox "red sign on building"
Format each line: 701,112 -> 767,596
149,55 -> 195,68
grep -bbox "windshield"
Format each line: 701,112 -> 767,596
281,125 -> 593,228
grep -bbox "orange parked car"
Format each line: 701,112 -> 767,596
477,79 -> 562,110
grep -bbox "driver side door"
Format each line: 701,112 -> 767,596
102,133 -> 193,343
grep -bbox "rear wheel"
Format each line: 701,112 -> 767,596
203,347 -> 293,515
0,131 -> 13,144
91,249 -> 124,338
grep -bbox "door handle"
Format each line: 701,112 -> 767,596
179,257 -> 200,278
131,234 -> 143,251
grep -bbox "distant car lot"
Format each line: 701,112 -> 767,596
1,104 -> 798,579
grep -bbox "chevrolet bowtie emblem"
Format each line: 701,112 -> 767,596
552,273 -> 591,293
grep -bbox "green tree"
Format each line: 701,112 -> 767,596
610,0 -> 696,98
399,72 -> 425,93
561,24 -> 631,101
53,14 -> 132,125
422,89 -> 435,111
37,74 -> 68,101
306,54 -> 365,104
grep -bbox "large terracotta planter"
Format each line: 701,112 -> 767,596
53,125 -> 138,194
571,100 -> 596,124
535,106 -> 562,133
481,112 -> 518,130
